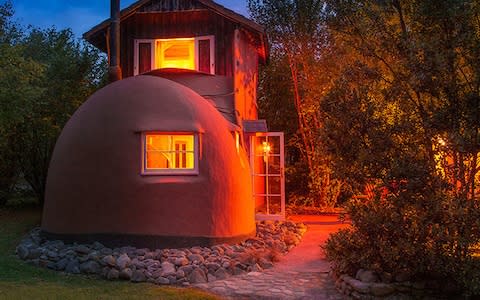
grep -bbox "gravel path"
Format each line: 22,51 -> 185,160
194,215 -> 350,299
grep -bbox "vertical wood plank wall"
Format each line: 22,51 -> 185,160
233,29 -> 259,122
120,10 -> 236,78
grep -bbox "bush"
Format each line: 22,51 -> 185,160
325,188 -> 480,295
0,134 -> 17,205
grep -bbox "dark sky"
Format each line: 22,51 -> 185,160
10,0 -> 249,38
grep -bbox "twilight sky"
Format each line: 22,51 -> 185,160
10,0 -> 249,38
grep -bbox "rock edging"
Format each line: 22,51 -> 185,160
333,269 -> 457,299
16,221 -> 307,286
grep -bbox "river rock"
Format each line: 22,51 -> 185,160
107,268 -> 120,280
214,267 -> 229,280
16,245 -> 30,260
102,255 -> 116,267
156,277 -> 170,285
188,268 -> 207,284
188,254 -> 205,264
161,261 -> 176,277
55,257 -> 69,271
356,269 -> 379,283
116,254 -> 131,269
346,277 -> 371,294
65,260 -> 80,274
75,245 -> 90,254
131,270 -> 146,283
80,260 -> 101,274
174,257 -> 189,266
119,268 -> 133,280
371,283 -> 396,296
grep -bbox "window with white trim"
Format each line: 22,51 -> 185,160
142,133 -> 198,175
134,36 -> 215,75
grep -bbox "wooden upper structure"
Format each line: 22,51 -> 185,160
84,0 -> 268,124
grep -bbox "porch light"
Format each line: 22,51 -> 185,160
262,141 -> 271,154
262,141 -> 271,163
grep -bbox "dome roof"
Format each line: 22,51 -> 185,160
42,75 -> 254,248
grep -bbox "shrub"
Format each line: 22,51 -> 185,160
325,189 -> 480,295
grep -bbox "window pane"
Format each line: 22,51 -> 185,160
171,135 -> 194,151
255,196 -> 267,214
267,196 -> 282,215
268,176 -> 281,195
268,136 -> 281,155
157,39 -> 195,70
146,150 -> 170,169
144,134 -> 195,171
267,156 -> 281,175
146,135 -> 170,151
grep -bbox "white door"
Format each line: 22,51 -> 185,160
250,132 -> 285,220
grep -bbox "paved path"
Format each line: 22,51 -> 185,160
195,215 -> 350,299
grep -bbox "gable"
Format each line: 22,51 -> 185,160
83,0 -> 268,63
138,0 -> 205,12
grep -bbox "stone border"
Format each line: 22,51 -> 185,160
16,221 -> 307,285
332,269 -> 456,299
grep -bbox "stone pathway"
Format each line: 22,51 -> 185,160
195,215 -> 350,299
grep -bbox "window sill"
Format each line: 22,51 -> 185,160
141,170 -> 199,176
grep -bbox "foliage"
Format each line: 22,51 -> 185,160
0,1 -> 43,205
14,28 -> 106,205
325,190 -> 480,294
249,0 -> 343,207
322,0 -> 480,197
322,0 -> 480,295
0,206 -> 218,300
0,1 -> 107,206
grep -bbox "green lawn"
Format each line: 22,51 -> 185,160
0,206 -> 219,300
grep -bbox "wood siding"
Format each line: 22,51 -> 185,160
120,10 -> 235,78
139,0 -> 204,12
233,29 -> 259,122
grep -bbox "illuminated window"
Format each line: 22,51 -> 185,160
142,133 -> 198,175
156,39 -> 195,70
134,36 -> 215,75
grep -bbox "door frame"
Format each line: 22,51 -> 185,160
250,132 -> 285,221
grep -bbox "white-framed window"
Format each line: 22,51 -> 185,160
141,132 -> 199,175
134,36 -> 215,75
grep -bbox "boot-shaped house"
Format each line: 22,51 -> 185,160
42,0 -> 285,249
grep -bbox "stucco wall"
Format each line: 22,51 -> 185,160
42,75 -> 255,247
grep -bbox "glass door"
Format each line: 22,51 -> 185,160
250,132 -> 285,220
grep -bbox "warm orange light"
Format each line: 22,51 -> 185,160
145,134 -> 195,169
262,141 -> 271,154
156,39 -> 195,70
437,137 -> 447,146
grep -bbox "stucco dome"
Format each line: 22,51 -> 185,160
41,75 -> 254,248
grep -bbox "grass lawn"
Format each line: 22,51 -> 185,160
0,205 -> 219,300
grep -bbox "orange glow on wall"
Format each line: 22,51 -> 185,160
145,134 -> 195,169
156,39 -> 195,70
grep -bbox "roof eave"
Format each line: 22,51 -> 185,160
82,0 -> 270,62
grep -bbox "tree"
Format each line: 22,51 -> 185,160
323,0 -> 480,294
322,0 -> 480,198
13,27 -> 107,205
0,1 -> 107,206
0,1 -> 43,205
249,0 -> 343,207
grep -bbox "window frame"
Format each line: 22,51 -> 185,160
134,36 -> 215,75
141,132 -> 199,176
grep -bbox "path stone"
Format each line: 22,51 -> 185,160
194,215 -> 349,299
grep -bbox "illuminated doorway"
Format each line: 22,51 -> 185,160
250,132 -> 285,220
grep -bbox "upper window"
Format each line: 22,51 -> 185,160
142,133 -> 198,175
134,36 -> 215,75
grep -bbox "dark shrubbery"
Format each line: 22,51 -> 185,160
325,187 -> 480,295
0,2 -> 106,206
